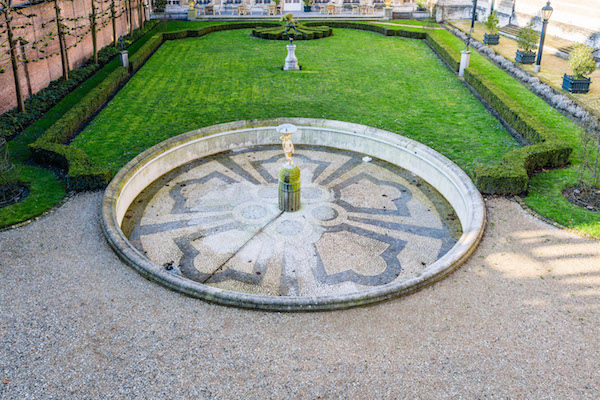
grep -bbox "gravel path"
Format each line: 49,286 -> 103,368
1,192 -> 599,399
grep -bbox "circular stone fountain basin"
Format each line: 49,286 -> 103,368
102,119 -> 485,311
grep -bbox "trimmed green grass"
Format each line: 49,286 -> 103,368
524,167 -> 600,237
427,30 -> 585,144
6,21 -> 598,238
0,166 -> 65,228
73,28 -> 517,178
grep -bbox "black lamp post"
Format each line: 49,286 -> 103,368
534,1 -> 553,73
460,0 -> 478,77
465,0 -> 478,50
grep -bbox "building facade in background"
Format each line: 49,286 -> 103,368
428,0 -> 600,48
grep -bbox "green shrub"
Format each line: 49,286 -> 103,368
568,44 -> 597,79
464,69 -> 572,194
252,24 -> 332,40
517,23 -> 538,53
485,10 -> 499,35
424,31 -> 460,71
129,33 -> 165,73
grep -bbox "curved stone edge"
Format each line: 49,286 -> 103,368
101,118 -> 486,311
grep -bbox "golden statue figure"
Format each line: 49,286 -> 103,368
280,133 -> 295,164
277,123 -> 297,165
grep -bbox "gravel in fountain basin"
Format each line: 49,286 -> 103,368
102,118 -> 486,310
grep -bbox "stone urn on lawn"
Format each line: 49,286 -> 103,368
515,23 -> 537,64
563,44 -> 597,94
483,10 -> 499,45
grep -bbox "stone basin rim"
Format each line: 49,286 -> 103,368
101,118 -> 486,311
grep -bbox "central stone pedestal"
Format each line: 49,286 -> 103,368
284,43 -> 300,71
278,164 -> 301,211
384,7 -> 393,20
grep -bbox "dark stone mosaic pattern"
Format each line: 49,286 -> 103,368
123,146 -> 462,297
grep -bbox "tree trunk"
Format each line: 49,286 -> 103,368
54,0 -> 69,80
90,0 -> 98,63
127,0 -> 133,37
110,0 -> 117,46
19,41 -> 33,98
4,9 -> 25,113
138,0 -> 143,29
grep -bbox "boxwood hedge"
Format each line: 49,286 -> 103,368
30,67 -> 129,190
421,29 -> 572,194
252,25 -> 332,41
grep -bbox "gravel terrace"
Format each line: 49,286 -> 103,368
1,192 -> 599,399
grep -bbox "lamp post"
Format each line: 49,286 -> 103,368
534,1 -> 553,73
465,0 -> 478,50
459,0 -> 478,77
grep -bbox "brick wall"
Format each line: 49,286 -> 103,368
0,0 -> 144,114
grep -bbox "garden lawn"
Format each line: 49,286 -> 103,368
72,28 -> 518,179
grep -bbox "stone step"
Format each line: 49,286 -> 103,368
391,11 -> 412,19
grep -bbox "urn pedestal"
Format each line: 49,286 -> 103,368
284,43 -> 300,71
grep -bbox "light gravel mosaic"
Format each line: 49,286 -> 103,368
123,145 -> 461,297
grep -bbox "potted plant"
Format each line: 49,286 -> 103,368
562,44 -> 596,94
483,10 -> 499,45
415,0 -> 426,11
303,0 -> 313,11
515,23 -> 537,64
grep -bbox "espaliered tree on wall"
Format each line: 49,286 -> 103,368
0,0 -> 142,116
1,0 -> 33,112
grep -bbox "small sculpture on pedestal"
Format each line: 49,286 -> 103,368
119,36 -> 129,68
282,14 -> 300,71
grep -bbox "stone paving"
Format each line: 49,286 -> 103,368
124,145 -> 460,298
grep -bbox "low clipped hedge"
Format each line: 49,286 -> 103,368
30,67 -> 129,190
465,69 -> 572,193
252,25 -> 332,41
129,33 -> 165,73
304,21 -> 426,39
425,31 -> 460,71
423,30 -> 573,194
163,22 -> 280,41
